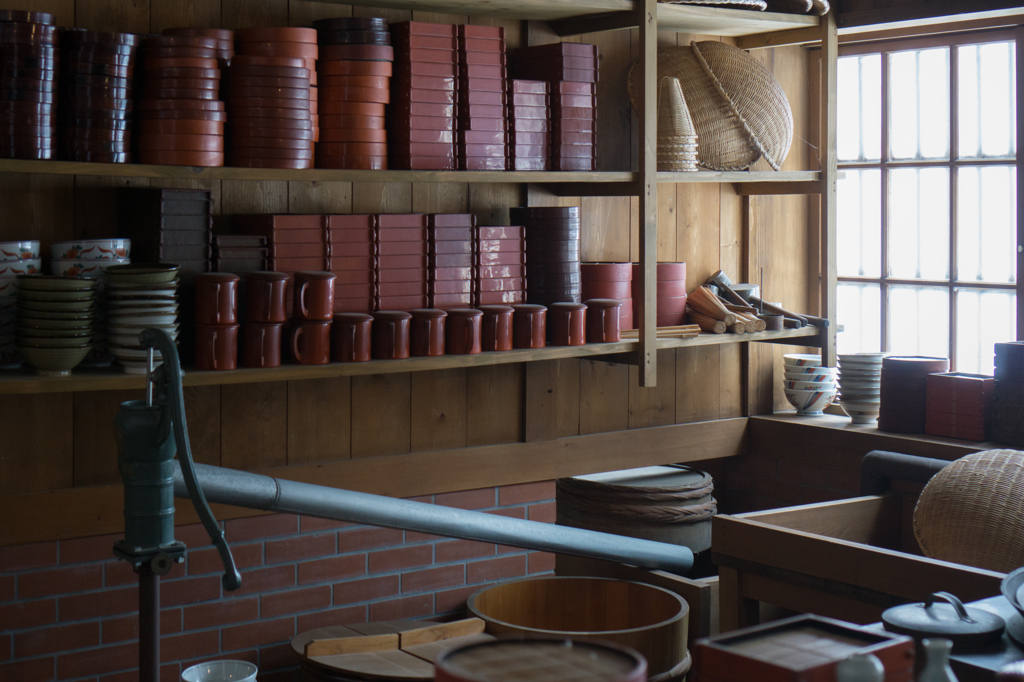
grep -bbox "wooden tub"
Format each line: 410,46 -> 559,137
466,576 -> 689,677
712,495 -> 1006,631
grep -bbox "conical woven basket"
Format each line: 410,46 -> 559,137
629,41 -> 794,171
657,77 -> 699,172
914,449 -> 1024,573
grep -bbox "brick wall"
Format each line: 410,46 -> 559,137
0,482 -> 556,682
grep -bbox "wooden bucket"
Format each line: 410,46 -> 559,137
466,576 -> 689,677
557,466 -> 716,553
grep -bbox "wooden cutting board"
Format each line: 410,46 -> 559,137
291,618 -> 493,681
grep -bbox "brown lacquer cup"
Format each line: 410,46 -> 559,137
331,312 -> 373,363
410,308 -> 447,357
246,271 -> 289,323
549,302 -> 587,346
445,308 -> 483,355
293,271 -> 336,321
290,320 -> 331,365
584,299 -> 622,344
241,321 -> 283,368
511,304 -> 547,349
478,305 -> 514,352
371,310 -> 412,360
195,273 -> 239,325
195,323 -> 239,370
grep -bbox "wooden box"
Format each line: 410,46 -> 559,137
691,614 -> 915,682
713,495 -> 1005,632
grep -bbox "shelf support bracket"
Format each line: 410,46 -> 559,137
636,0 -> 659,387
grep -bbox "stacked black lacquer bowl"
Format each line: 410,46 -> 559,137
0,10 -> 58,160
510,206 -> 581,306
59,29 -> 140,163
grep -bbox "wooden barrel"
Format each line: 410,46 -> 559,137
466,576 -> 689,677
557,465 -> 715,553
436,639 -> 647,682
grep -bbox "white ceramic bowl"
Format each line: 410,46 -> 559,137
785,365 -> 836,375
181,660 -> 257,682
51,239 -> 130,261
784,387 -> 838,415
0,241 -> 40,262
784,370 -> 836,383
785,379 -> 837,391
783,353 -> 824,367
51,258 -> 131,278
0,259 -> 42,277
838,352 -> 885,363
108,313 -> 178,326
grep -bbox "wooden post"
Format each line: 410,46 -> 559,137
1017,26 -> 1024,341
820,11 -> 838,366
637,0 -> 659,386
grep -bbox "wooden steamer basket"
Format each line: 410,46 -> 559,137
467,576 -> 690,680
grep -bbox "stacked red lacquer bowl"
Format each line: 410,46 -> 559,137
0,10 -> 57,160
137,35 -> 225,166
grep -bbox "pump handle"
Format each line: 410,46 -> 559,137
141,329 -> 241,592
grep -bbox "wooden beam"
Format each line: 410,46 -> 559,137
638,0 -> 659,387
837,2 -> 1024,32
732,181 -> 823,196
820,10 -> 838,367
0,417 -> 749,547
549,10 -> 636,37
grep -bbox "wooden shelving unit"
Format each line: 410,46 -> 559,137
0,0 -> 837,389
0,326 -> 821,395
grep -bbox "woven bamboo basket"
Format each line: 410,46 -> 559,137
913,449 -> 1024,573
629,41 -> 794,171
657,77 -> 699,172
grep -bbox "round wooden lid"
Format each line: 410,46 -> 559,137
436,639 -> 646,682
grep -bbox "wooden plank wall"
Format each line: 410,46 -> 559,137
0,0 -> 815,532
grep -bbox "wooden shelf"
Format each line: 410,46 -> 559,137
656,3 -> 819,36
0,158 -> 633,185
308,0 -> 631,21
0,327 -> 822,395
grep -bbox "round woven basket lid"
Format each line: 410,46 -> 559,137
436,639 -> 647,682
914,449 -> 1024,573
628,42 -> 793,171
662,0 -> 767,9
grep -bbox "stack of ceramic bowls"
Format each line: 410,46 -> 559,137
16,275 -> 97,376
0,240 -> 40,367
103,264 -> 179,374
837,353 -> 884,424
50,238 -> 131,367
783,353 -> 838,416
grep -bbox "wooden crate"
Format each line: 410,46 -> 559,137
555,554 -> 720,638
712,495 -> 1006,631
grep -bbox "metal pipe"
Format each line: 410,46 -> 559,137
173,462 -> 695,575
138,565 -> 160,682
860,450 -> 950,495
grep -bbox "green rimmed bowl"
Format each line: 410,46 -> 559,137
17,309 -> 94,321
17,300 -> 96,313
17,335 -> 94,348
17,326 -> 95,339
103,264 -> 179,284
16,274 -> 97,292
17,290 -> 97,302
18,343 -> 92,376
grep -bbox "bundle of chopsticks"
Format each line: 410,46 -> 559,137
685,285 -> 766,334
620,324 -> 701,340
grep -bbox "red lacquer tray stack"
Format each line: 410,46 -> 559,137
328,214 -> 376,313
377,213 -> 429,310
390,21 -> 457,170
314,17 -> 392,169
228,28 -> 316,169
456,24 -> 507,171
508,79 -> 550,171
512,42 -> 598,171
475,224 -> 525,306
429,214 -> 476,309
137,34 -> 225,166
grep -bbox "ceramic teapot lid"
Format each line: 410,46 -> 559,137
882,592 -> 1005,651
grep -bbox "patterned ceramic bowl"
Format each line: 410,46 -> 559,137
0,259 -> 41,277
51,258 -> 131,278
784,387 -> 838,415
0,241 -> 40,262
50,239 -> 130,261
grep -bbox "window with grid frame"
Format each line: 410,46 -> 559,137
836,30 -> 1019,375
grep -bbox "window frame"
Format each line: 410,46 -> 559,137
836,28 -> 1021,366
